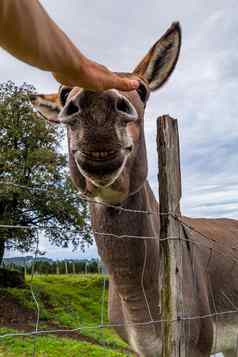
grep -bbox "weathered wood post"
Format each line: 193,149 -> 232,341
157,115 -> 185,357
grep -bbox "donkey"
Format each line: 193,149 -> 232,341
32,23 -> 238,357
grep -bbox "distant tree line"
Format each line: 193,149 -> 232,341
2,259 -> 103,275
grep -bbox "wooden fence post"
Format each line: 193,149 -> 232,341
157,115 -> 185,357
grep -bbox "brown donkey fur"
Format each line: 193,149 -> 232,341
32,23 -> 238,357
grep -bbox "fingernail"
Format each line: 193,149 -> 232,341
130,80 -> 139,89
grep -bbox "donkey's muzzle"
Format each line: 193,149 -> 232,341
76,150 -> 124,177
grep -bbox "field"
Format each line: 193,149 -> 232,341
0,274 -> 134,356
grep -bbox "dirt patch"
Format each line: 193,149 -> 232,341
0,293 -> 35,331
0,269 -> 25,288
0,294 -> 135,355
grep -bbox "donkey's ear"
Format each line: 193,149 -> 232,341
133,22 -> 181,91
30,93 -> 61,124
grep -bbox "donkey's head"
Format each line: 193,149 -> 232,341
33,23 -> 181,204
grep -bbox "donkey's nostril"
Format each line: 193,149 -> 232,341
116,98 -> 132,115
115,96 -> 138,122
65,101 -> 79,116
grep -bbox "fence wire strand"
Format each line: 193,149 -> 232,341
29,232 -> 40,357
1,309 -> 238,339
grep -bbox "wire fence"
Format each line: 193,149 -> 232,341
0,180 -> 238,357
0,181 -> 238,356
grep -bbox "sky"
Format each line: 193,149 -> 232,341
1,0 -> 238,270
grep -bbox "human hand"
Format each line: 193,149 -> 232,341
53,57 -> 139,91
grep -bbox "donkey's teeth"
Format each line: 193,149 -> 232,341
81,150 -> 118,160
90,151 -> 111,158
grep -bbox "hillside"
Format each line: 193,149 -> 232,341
0,274 -> 134,356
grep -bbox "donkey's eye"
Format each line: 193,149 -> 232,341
136,83 -> 148,103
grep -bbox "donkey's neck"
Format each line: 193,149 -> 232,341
90,181 -> 163,355
90,180 -> 160,314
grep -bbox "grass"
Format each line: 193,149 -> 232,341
0,328 -> 128,357
0,274 -> 133,356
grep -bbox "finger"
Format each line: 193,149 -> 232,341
110,75 -> 140,91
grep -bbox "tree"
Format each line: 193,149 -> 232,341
0,81 -> 92,264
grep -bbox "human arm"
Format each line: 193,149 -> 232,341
0,0 -> 139,91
